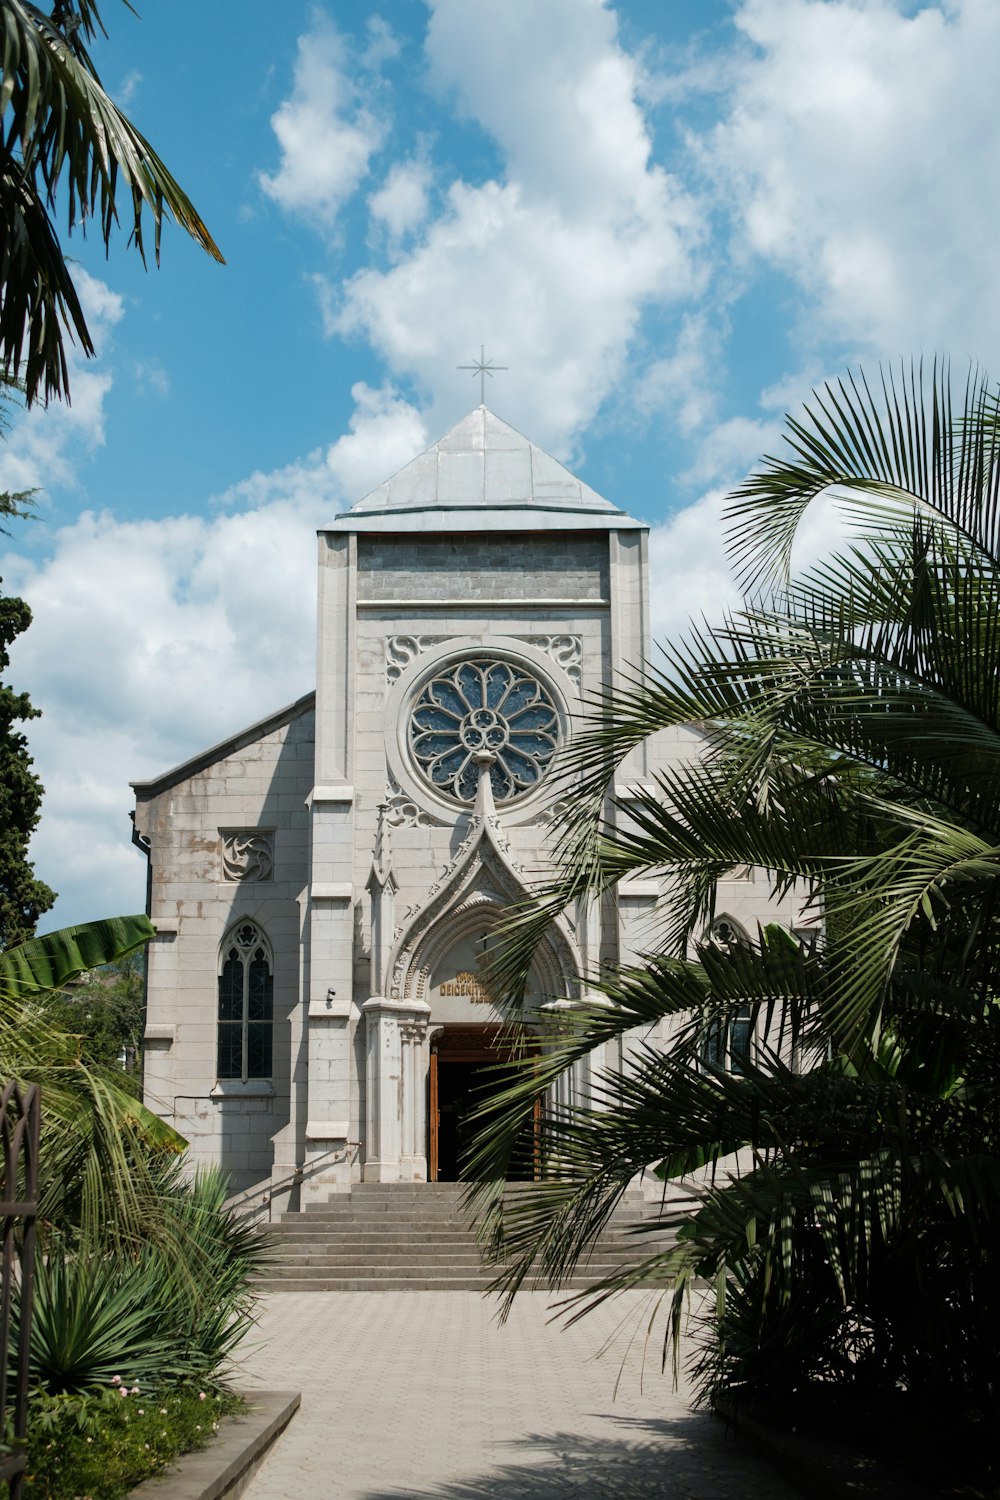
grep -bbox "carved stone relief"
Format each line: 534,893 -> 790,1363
384,772 -> 438,829
536,796 -> 576,829
514,634 -> 582,692
221,831 -> 274,882
384,635 -> 449,684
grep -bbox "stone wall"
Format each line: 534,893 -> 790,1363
356,535 -> 609,601
134,699 -> 314,1194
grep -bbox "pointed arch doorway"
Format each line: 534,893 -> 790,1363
428,1024 -> 541,1182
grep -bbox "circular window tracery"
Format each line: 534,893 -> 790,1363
409,659 -> 560,803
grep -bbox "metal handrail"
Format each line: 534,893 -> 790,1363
226,1141 -> 361,1223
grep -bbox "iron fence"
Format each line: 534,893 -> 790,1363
0,1084 -> 40,1500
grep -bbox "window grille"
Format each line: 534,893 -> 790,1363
409,658 -> 559,802
217,921 -> 273,1081
703,916 -> 753,1074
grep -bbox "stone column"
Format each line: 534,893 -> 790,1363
362,996 -> 431,1182
399,1018 -> 430,1181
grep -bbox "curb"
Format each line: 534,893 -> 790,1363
128,1390 -> 300,1500
714,1399 -> 936,1500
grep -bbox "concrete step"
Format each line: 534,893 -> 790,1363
268,1248 -> 485,1260
270,1235 -> 479,1250
255,1271 -> 633,1293
261,1185 -> 673,1292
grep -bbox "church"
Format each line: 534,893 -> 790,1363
132,407 -> 797,1207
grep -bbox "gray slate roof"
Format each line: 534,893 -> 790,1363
329,406 -> 644,533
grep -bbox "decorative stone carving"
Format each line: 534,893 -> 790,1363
536,796 -> 576,829
384,772 -> 437,829
515,634 -> 582,692
385,635 -> 448,684
221,831 -> 273,882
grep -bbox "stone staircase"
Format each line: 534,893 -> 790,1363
256,1181 -> 672,1292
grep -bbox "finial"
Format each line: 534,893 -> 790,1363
371,801 -> 393,885
458,345 -> 508,406
472,751 -> 497,819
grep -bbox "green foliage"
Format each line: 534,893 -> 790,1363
0,913 -> 266,1493
0,916 -> 153,999
468,359 -> 1000,1430
0,566 -> 55,948
0,914 -> 199,1252
0,0 -> 223,406
25,1246 -> 191,1394
40,953 -> 144,1090
23,1384 -> 243,1500
22,1169 -> 269,1394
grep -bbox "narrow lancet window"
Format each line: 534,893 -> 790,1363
217,921 -> 273,1081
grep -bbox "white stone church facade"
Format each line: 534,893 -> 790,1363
132,408 -> 798,1207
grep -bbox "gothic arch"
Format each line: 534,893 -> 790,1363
397,893 -> 575,1015
384,772 -> 579,1012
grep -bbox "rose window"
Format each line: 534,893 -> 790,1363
409,659 -> 559,803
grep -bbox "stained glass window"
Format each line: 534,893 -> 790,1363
409,659 -> 559,802
701,918 -> 752,1074
217,921 -> 273,1081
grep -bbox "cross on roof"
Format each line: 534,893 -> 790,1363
458,345 -> 508,405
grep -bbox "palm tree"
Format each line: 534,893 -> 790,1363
0,914 -> 191,1246
1,0 -> 223,406
468,360 -> 1000,1430
1,917 -> 272,1397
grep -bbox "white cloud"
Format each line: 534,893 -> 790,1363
132,359 -> 170,398
258,13 -> 386,225
681,413 -> 777,489
704,0 -> 1000,362
363,14 -> 401,70
0,268 -> 122,495
648,489 -> 740,645
8,496 -> 323,931
323,382 -> 427,499
4,380 -> 428,931
327,0 -> 704,457
116,68 -> 142,108
213,383 -> 425,513
369,160 -> 432,241
639,314 -> 723,435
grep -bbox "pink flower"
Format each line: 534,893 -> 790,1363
131,1386 -> 140,1395
110,1375 -> 122,1386
198,1392 -> 206,1401
118,1387 -> 128,1398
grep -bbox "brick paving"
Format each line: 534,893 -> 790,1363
239,1291 -> 798,1499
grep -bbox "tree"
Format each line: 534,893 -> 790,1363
1,0 -> 223,407
0,917 -> 270,1413
0,537 -> 55,947
469,361 -> 1000,1459
41,949 -> 143,1089
0,914 -> 184,1240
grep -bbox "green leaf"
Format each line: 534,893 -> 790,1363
0,914 -> 155,998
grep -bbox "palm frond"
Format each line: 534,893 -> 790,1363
0,0 -> 223,402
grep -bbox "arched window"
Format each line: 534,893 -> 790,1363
217,921 -> 273,1081
702,915 -> 752,1075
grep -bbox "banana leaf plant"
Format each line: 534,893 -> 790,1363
0,914 -> 189,1251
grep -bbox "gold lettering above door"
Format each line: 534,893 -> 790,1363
438,969 -> 493,1003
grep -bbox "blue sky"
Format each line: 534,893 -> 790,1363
3,0 -> 1000,931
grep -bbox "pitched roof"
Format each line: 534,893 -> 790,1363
329,406 -> 644,533
131,692 -> 315,798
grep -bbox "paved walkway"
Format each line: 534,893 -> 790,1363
238,1291 -> 798,1499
